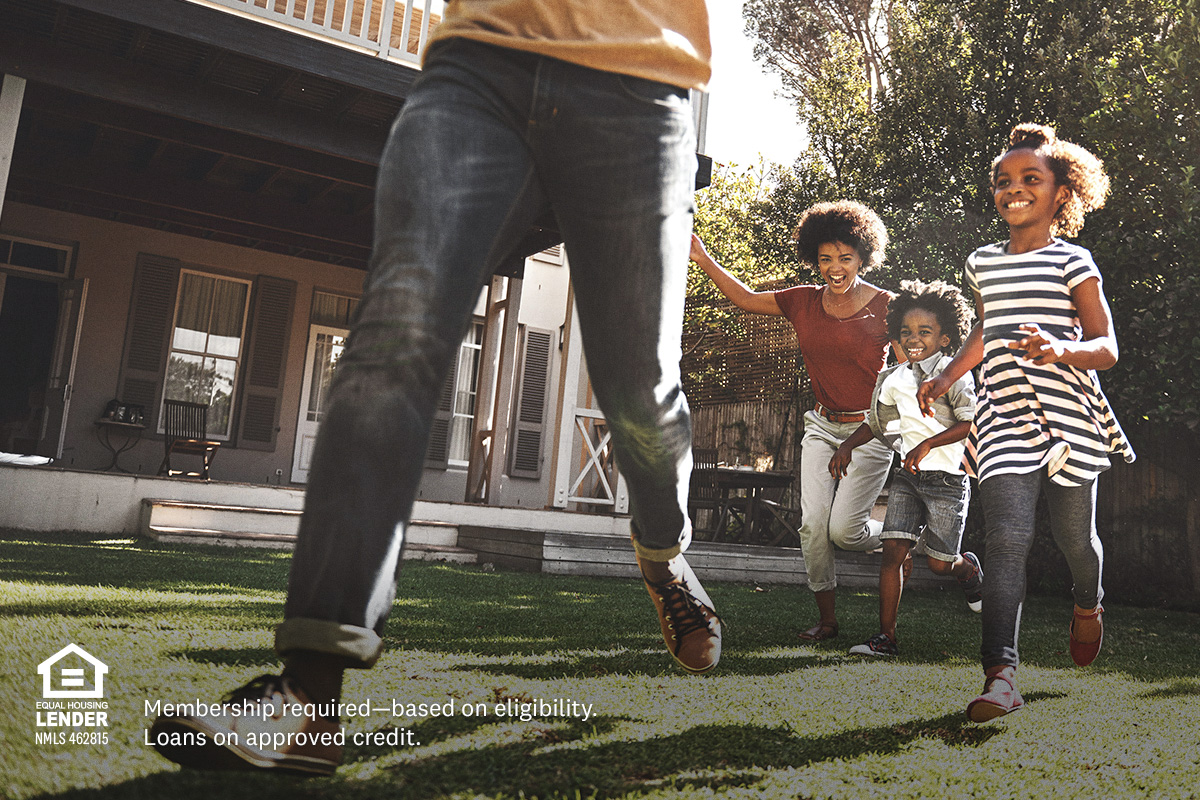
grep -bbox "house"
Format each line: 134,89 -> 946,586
0,0 -> 714,532
38,643 -> 108,698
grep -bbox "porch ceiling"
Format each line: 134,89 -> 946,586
2,0 -> 707,273
1,0 -> 410,269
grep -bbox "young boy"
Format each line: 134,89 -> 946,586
828,279 -> 983,657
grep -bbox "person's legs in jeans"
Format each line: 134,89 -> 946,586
149,40 -> 554,773
978,470 -> 1041,670
278,41 -> 550,690
532,59 -> 719,672
1044,477 -> 1103,609
970,469 -> 1040,720
1044,476 -> 1104,662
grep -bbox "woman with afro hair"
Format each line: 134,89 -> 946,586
691,200 -> 897,642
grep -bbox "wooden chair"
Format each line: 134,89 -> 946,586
157,399 -> 221,479
757,485 -> 802,547
688,447 -> 725,539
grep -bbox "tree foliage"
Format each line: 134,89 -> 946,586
702,0 -> 1198,432
1081,0 -> 1200,431
743,0 -> 896,106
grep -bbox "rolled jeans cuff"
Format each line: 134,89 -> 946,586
630,524 -> 691,563
275,617 -> 383,669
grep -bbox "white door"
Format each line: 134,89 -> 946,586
290,324 -> 348,483
41,279 -> 88,459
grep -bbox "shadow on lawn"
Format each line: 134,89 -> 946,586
0,533 -> 290,595
461,651 -> 843,680
1139,677 -> 1200,699
41,710 -> 1005,800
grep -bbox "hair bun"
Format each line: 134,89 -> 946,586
1009,123 -> 1056,149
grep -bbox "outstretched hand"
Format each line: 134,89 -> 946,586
1012,323 -> 1069,365
915,376 -> 947,417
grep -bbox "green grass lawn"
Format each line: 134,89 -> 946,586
2,530 -> 1199,800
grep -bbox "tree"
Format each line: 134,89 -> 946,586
688,161 -> 781,347
743,0 -> 898,106
739,0 -> 1194,432
1082,0 -> 1200,431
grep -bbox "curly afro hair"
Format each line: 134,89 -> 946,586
794,200 -> 888,271
992,123 -> 1110,237
886,279 -> 975,353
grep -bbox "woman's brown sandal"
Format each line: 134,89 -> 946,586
798,621 -> 839,641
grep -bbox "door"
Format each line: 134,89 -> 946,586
0,273 -> 68,457
41,279 -> 87,459
290,324 -> 348,483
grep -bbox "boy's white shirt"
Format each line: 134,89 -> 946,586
878,353 -> 970,475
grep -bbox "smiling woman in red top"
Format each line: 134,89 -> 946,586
691,200 -> 897,642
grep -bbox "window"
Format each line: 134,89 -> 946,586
310,291 -> 359,327
162,270 -> 252,439
0,234 -> 72,275
447,321 -> 484,466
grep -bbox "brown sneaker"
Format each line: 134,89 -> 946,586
149,674 -> 342,776
637,552 -> 722,673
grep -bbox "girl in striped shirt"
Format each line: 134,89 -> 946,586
917,123 -> 1134,722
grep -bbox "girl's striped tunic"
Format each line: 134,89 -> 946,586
965,239 -> 1135,487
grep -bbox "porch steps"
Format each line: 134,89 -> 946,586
457,525 -> 943,590
137,495 -> 942,590
139,499 -> 474,563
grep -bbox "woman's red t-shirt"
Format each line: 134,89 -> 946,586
774,285 -> 891,413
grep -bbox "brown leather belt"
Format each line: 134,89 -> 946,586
814,403 -> 866,424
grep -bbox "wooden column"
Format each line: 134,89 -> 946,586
0,74 -> 27,225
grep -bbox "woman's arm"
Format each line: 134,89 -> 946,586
828,422 -> 876,479
917,290 -> 985,415
1013,277 -> 1118,370
690,234 -> 784,316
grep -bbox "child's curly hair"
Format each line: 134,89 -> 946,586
886,279 -> 975,353
992,123 -> 1110,237
794,200 -> 888,271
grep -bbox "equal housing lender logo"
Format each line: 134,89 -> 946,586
34,644 -> 111,746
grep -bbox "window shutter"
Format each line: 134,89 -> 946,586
509,327 -> 553,479
119,253 -> 180,431
424,353 -> 457,469
237,275 -> 296,451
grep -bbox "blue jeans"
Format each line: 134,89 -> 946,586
979,469 -> 1103,670
276,39 -> 699,667
881,468 -> 970,562
798,410 -> 891,592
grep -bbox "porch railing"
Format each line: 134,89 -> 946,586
193,0 -> 442,65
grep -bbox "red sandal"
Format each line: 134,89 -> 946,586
1069,604 -> 1104,667
967,668 -> 1024,722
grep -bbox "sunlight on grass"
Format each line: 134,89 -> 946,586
1,531 -> 1198,800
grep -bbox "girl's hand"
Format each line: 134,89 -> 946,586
829,445 -> 854,479
916,375 -> 949,417
1013,324 -> 1070,365
689,233 -> 712,266
902,441 -> 932,473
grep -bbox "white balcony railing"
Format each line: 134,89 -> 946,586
196,0 -> 443,65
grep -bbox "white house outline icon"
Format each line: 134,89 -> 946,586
38,644 -> 108,699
